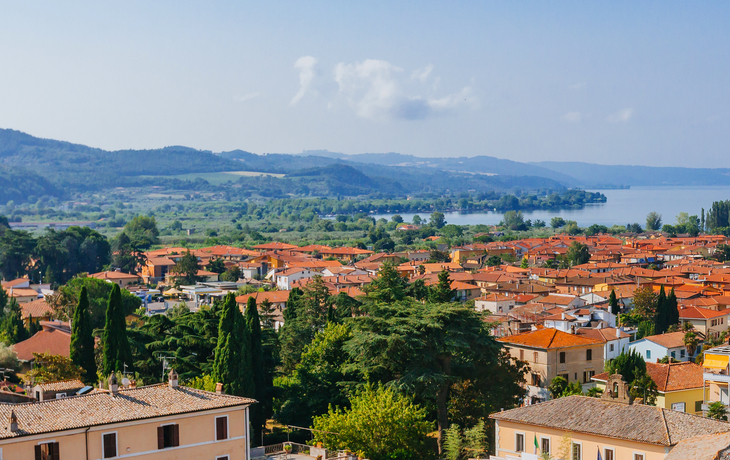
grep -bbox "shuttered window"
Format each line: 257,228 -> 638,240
34,442 -> 60,460
216,416 -> 228,440
103,433 -> 117,458
157,425 -> 180,449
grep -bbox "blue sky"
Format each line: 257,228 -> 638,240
0,2 -> 728,167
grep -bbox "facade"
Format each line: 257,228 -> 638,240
678,306 -> 730,339
498,329 -> 604,403
490,395 -> 730,460
576,327 -> 631,360
0,375 -> 255,460
702,345 -> 730,407
629,332 -> 692,363
474,293 -> 515,314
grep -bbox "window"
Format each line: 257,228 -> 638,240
216,416 -> 228,441
35,442 -> 60,460
559,352 -> 566,363
534,352 -> 539,363
103,433 -> 117,459
572,442 -> 582,460
646,350 -> 651,359
680,349 -> 686,358
604,448 -> 615,460
696,400 -> 703,412
586,349 -> 592,361
515,433 -> 525,452
609,343 -> 614,352
55,393 -> 66,399
541,437 -> 550,455
157,424 -> 180,449
216,457 -> 230,460
531,373 -> 541,386
671,402 -> 686,412
671,351 -> 676,359
634,454 -> 645,460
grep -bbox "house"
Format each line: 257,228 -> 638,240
89,270 -> 141,288
140,257 -> 176,284
0,372 -> 255,460
575,327 -> 631,360
19,298 -> 53,325
235,290 -> 291,329
702,345 -> 730,408
451,281 -> 481,302
498,329 -> 604,404
629,331 -> 693,363
678,306 -> 730,339
275,267 -> 318,290
474,293 -> 515,314
32,379 -> 87,401
11,321 -> 71,372
593,362 -> 706,414
533,294 -> 586,310
489,393 -> 730,460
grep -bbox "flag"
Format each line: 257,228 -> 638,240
534,434 -> 539,454
597,449 -> 603,460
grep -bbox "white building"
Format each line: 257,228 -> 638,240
629,331 -> 692,363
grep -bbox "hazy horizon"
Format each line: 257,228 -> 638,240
1,2 -> 729,167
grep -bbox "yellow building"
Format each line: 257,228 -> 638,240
702,345 -> 730,408
0,371 -> 255,460
490,391 -> 730,460
593,361 -> 707,415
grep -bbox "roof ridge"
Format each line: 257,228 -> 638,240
659,406 -> 672,445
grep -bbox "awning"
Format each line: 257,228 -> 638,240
704,354 -> 729,370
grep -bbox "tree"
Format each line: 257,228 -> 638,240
213,293 -> 254,398
708,401 -> 728,421
684,331 -> 700,358
54,276 -> 141,330
646,212 -> 662,231
345,300 -> 513,453
207,258 -> 226,274
548,376 -> 568,399
667,288 -> 679,328
112,232 -> 144,273
363,261 -> 407,304
609,290 -> 620,316
550,217 -> 566,228
605,349 -> 646,384
23,353 -> 83,385
566,242 -> 590,266
245,297 -> 265,445
716,244 -> 730,263
102,284 -> 133,375
632,286 -> 658,320
630,373 -> 658,405
123,215 -> 159,249
0,298 -> 27,345
311,385 -> 432,460
220,265 -> 241,282
486,255 -> 502,267
70,287 -> 96,383
171,250 -> 201,285
0,229 -> 35,280
430,212 -> 446,229
443,424 -> 463,460
654,286 -> 668,334
520,257 -> 529,269
430,269 -> 455,303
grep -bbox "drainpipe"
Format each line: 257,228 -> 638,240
85,426 -> 91,460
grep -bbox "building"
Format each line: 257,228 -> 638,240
498,329 -> 604,404
31,379 -> 86,401
0,372 -> 255,460
89,270 -> 141,288
11,321 -> 71,372
575,327 -> 631,360
629,332 -> 693,363
490,394 -> 730,460
678,305 -> 730,340
702,345 -> 730,407
593,362 -> 706,414
474,293 -> 515,314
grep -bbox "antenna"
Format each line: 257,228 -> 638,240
157,356 -> 174,382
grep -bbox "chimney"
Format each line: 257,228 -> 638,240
8,409 -> 18,432
616,327 -> 621,338
168,369 -> 179,388
109,374 -> 119,395
216,382 -> 224,394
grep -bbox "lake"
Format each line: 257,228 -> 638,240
369,186 -> 730,228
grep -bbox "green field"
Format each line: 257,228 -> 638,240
141,171 -> 285,185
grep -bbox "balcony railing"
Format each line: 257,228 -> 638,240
704,372 -> 730,383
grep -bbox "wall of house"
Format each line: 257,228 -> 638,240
494,420 -> 668,460
0,406 -> 248,460
660,388 -> 707,415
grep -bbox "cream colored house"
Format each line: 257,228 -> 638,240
0,372 -> 255,460
490,394 -> 730,460
498,328 -> 604,404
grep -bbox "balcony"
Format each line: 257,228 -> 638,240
704,372 -> 730,384
252,442 -> 356,460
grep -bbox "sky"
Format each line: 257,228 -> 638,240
0,1 -> 729,167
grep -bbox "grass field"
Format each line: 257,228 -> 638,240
141,171 -> 285,185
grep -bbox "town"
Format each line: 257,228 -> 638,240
2,211 -> 730,459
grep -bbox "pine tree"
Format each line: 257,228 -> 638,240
609,289 -> 620,316
102,284 -> 133,375
27,314 -> 41,336
655,286 -> 668,334
430,269 -> 456,303
70,287 -> 97,383
667,288 -> 680,328
0,298 -> 27,344
245,297 -> 265,446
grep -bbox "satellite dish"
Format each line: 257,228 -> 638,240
121,378 -> 131,387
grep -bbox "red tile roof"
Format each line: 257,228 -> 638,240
12,328 -> 71,362
498,328 -> 602,349
20,299 -> 53,320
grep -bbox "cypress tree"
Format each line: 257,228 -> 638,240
655,286 -> 668,334
609,289 -> 620,316
0,298 -> 27,344
245,297 -> 265,446
102,284 -> 133,375
71,287 -> 97,383
233,296 -> 255,398
667,288 -> 680,328
27,314 -> 41,336
213,293 -> 238,394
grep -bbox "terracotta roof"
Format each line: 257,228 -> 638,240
35,379 -> 86,392
89,271 -> 141,280
8,288 -> 40,298
593,362 -> 703,392
1,278 -> 29,288
497,328 -> 602,349
665,431 -> 730,460
20,299 -> 53,320
679,306 -> 730,320
146,257 -> 176,266
0,384 -> 255,439
235,290 -> 291,305
252,242 -> 298,250
642,331 -> 687,349
575,328 -> 631,342
490,395 -> 730,446
11,328 -> 71,362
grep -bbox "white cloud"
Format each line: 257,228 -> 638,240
332,59 -> 474,120
291,56 -> 318,105
234,92 -> 260,103
411,64 -> 433,82
606,108 -> 634,123
561,111 -> 582,123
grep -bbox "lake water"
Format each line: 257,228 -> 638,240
369,186 -> 730,228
